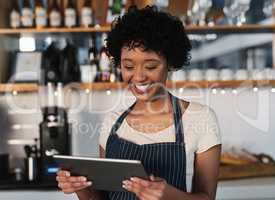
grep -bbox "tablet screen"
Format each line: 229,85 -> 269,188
54,155 -> 148,191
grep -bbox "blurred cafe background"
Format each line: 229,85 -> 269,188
0,0 -> 275,199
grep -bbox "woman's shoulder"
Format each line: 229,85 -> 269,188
102,109 -> 125,123
179,99 -> 216,119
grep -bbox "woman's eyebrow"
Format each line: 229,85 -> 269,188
121,58 -> 133,62
144,59 -> 161,62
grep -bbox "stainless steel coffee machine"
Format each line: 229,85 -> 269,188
39,83 -> 71,182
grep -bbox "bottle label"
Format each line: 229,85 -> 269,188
10,10 -> 20,28
81,7 -> 92,27
65,8 -> 76,27
21,8 -> 33,27
35,8 -> 47,27
50,11 -> 61,27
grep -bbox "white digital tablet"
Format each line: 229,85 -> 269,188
53,155 -> 148,191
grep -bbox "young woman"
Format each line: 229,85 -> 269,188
57,6 -> 221,200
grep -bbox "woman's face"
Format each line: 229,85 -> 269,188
120,47 -> 168,101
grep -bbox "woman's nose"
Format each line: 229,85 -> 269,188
132,67 -> 146,82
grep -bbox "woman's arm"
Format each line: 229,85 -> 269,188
169,144 -> 221,200
191,144 -> 221,199
76,146 -> 108,200
123,145 -> 221,200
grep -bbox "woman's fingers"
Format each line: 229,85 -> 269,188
71,181 -> 92,188
68,176 -> 87,182
58,182 -> 71,189
56,175 -> 88,183
56,170 -> 92,194
62,185 -> 88,194
58,181 -> 92,194
123,180 -> 161,200
57,179 -> 91,189
57,170 -> 70,177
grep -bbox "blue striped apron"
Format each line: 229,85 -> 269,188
105,94 -> 187,200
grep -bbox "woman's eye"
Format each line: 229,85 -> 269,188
146,65 -> 158,70
124,65 -> 134,70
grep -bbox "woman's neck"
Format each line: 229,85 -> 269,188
133,90 -> 173,116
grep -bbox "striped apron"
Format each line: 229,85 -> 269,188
105,94 -> 187,200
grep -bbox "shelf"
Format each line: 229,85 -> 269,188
0,83 -> 38,93
185,24 -> 275,34
1,80 -> 275,93
80,80 -> 275,91
0,26 -> 111,34
0,24 -> 274,35
166,80 -> 275,89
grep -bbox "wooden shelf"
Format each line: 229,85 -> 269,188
80,80 -> 275,90
0,26 -> 111,34
185,24 -> 275,34
166,80 -> 275,89
1,80 -> 275,93
0,83 -> 38,93
0,24 -> 274,35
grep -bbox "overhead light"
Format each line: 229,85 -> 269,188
12,90 -> 18,96
85,89 -> 90,94
212,88 -> 217,94
232,89 -> 238,94
106,90 -> 112,95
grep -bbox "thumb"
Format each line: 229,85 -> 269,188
149,174 -> 155,181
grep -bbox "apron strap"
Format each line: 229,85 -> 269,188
170,94 -> 185,144
110,101 -> 136,135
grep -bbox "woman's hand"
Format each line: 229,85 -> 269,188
56,170 -> 92,194
122,175 -> 173,200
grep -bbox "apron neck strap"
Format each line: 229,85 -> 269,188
170,94 -> 184,144
110,101 -> 136,135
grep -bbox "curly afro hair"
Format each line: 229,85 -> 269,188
106,5 -> 192,71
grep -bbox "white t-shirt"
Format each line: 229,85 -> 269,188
99,102 -> 221,192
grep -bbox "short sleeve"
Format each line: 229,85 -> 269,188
99,111 -> 121,150
196,107 -> 221,154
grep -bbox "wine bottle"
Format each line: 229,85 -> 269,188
205,2 -> 226,26
88,37 -> 99,82
81,0 -> 93,27
61,41 -> 80,84
65,0 -> 77,28
42,42 -> 61,84
21,0 -> 34,27
98,34 -> 111,82
10,0 -> 21,28
49,0 -> 62,27
35,0 -> 47,28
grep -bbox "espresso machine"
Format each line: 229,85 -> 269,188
39,83 -> 71,183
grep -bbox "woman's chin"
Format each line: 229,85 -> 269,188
130,87 -> 163,101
